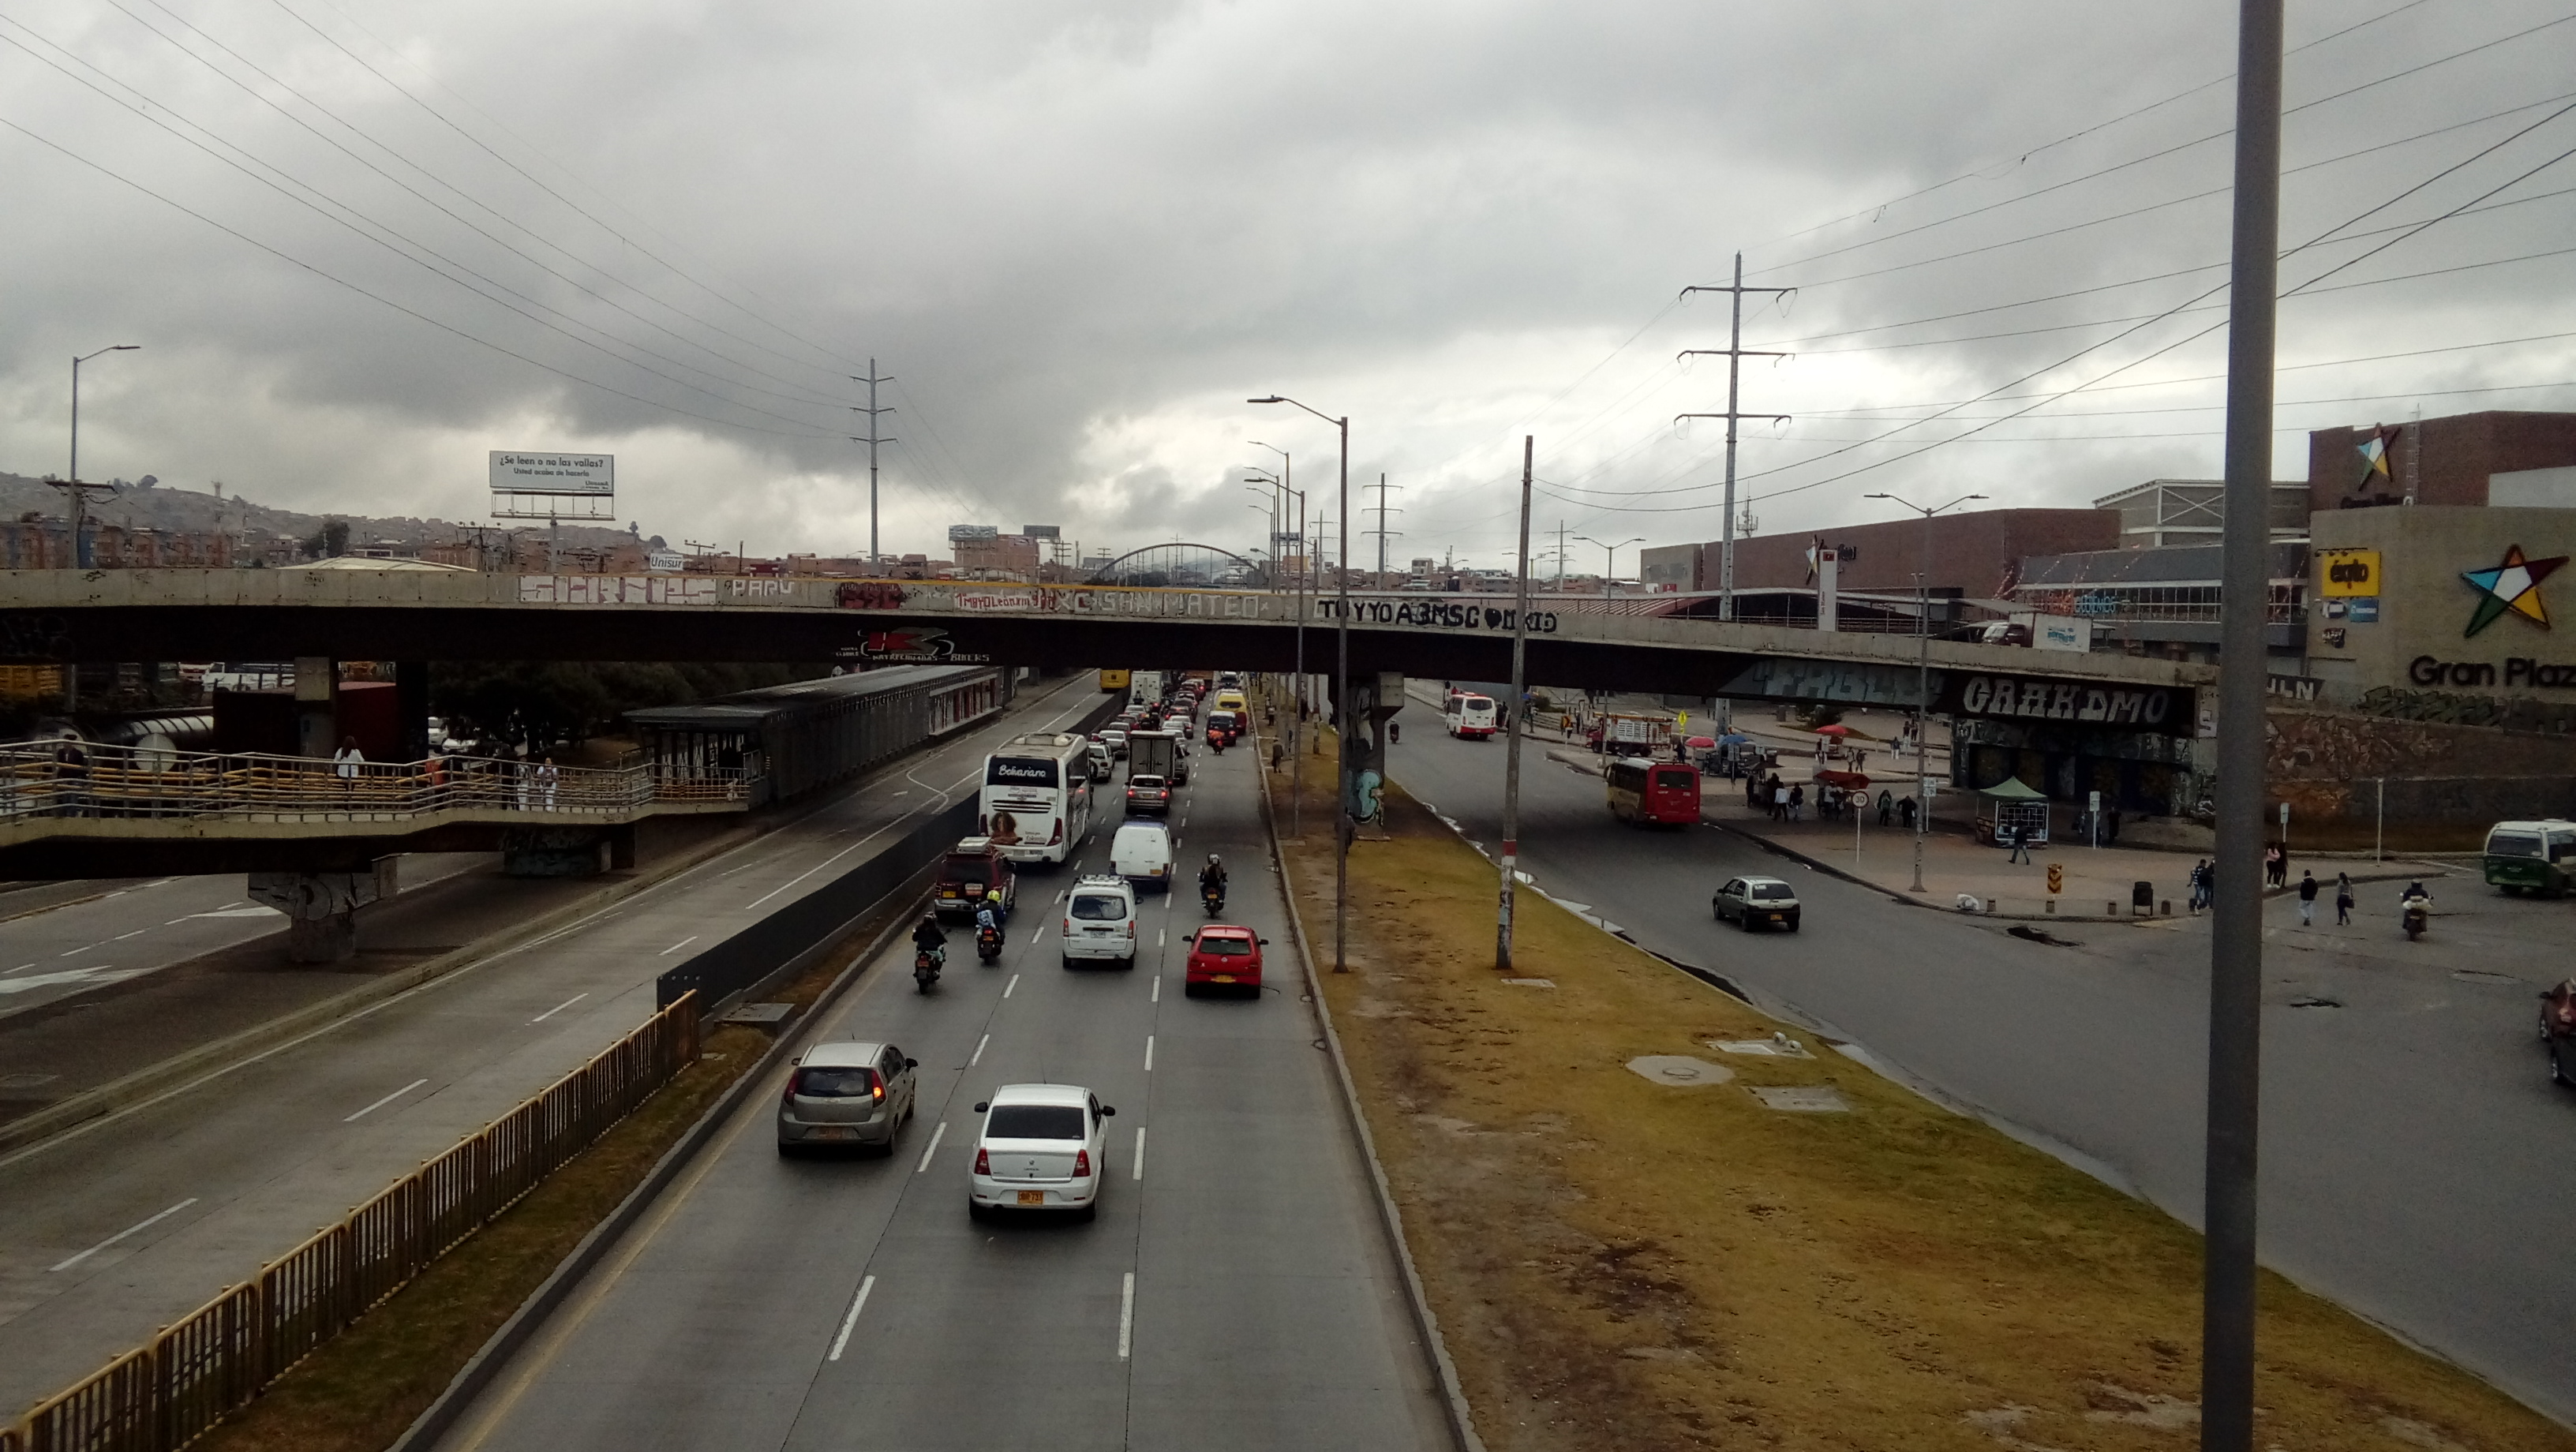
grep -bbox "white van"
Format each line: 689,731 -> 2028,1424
1110,821 -> 1174,893
1059,874 -> 1138,969
1444,692 -> 1499,739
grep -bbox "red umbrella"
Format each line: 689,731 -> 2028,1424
1811,724 -> 1852,737
1684,735 -> 1717,748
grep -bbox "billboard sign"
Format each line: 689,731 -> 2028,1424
2316,547 -> 2380,598
1020,525 -> 1061,541
948,524 -> 999,544
489,451 -> 613,495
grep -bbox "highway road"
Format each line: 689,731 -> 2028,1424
432,713 -> 1447,1452
1386,719 -> 2576,1427
0,675 -> 1116,1418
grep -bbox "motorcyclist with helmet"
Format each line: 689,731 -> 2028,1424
1199,853 -> 1227,913
975,888 -> 1006,947
2398,880 -> 2432,941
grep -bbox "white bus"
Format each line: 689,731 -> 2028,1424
1443,690 -> 1500,739
979,732 -> 1094,864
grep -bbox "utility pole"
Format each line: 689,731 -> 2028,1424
62,345 -> 140,570
1679,255 -> 1793,620
1556,521 -> 1569,593
852,360 -> 895,573
1866,491 -> 1985,896
2206,1 -> 2284,1447
1498,436 -> 1534,971
1367,473 -> 1402,586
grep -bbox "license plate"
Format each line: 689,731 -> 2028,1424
1211,975 -> 1235,983
1769,914 -> 1784,922
1017,1190 -> 1046,1207
811,1127 -> 857,1140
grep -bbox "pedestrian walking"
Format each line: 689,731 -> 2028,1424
1771,780 -> 1788,821
1899,795 -> 1917,830
1877,788 -> 1893,826
1788,783 -> 1804,821
2297,870 -> 2318,925
2191,859 -> 2213,912
537,755 -> 560,810
2007,822 -> 2031,865
2335,872 -> 2354,926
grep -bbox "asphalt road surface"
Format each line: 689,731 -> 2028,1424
1387,720 -> 2576,1427
433,718 -> 1447,1452
0,675 -> 1118,1416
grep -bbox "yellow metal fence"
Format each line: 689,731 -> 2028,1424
9,992 -> 700,1452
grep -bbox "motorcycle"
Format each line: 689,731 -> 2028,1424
1201,883 -> 1225,917
2400,895 -> 2430,941
975,924 -> 1003,964
1210,733 -> 1226,755
913,945 -> 944,993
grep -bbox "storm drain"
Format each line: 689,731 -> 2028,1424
719,1001 -> 796,1027
1625,1055 -> 1734,1087
1748,1085 -> 1850,1113
2286,995 -> 2342,1009
1710,1035 -> 1813,1059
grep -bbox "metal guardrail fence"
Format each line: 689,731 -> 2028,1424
9,992 -> 700,1452
0,739 -> 749,825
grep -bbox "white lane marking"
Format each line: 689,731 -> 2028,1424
51,1198 -> 200,1271
1143,1035 -> 1155,1072
144,878 -> 178,889
530,994 -> 588,1024
828,1274 -> 876,1361
112,930 -> 148,941
1118,1271 -> 1135,1359
1158,929 -> 1165,948
58,945 -> 93,956
1151,975 -> 1159,1003
658,935 -> 699,956
970,1034 -> 989,1066
915,1121 -> 947,1174
1003,974 -> 1020,999
345,1078 -> 429,1122
1054,889 -> 1065,904
1132,1126 -> 1146,1181
0,966 -> 137,997
1033,924 -> 1047,942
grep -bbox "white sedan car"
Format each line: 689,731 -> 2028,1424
968,1083 -> 1115,1222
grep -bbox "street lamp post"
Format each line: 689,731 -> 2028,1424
66,345 -> 140,569
1576,536 -> 1642,600
1865,492 -> 1986,893
1252,395 -> 1352,973
1248,465 -> 1309,840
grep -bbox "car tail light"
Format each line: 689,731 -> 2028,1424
1073,1149 -> 1091,1178
871,1080 -> 885,1103
782,1076 -> 799,1106
974,1147 -> 990,1175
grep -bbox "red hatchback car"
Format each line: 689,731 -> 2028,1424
1183,925 -> 1267,997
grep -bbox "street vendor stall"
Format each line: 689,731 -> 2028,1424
1972,775 -> 2051,847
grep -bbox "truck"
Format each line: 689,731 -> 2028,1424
1128,670 -> 1166,708
1128,728 -> 1187,787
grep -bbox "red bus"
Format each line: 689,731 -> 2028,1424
1607,757 -> 1702,826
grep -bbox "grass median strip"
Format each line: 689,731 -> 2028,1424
1275,762 -> 2572,1451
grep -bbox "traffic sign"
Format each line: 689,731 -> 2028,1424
2046,863 -> 2064,894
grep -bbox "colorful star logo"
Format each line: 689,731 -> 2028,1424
2460,544 -> 2567,636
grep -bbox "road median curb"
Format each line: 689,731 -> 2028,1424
1256,725 -> 1486,1452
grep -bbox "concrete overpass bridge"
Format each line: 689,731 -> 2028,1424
0,569 -> 2212,725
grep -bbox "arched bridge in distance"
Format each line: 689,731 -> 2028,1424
0,569 -> 2210,731
1084,543 -> 1265,589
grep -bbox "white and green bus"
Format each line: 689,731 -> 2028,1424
2482,819 -> 2576,896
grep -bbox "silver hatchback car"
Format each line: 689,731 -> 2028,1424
777,1040 -> 918,1156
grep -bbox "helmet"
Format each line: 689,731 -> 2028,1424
986,888 -> 1002,901
1207,853 -> 1221,864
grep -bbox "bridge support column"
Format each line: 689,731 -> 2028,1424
293,657 -> 338,759
1336,672 -> 1405,827
501,826 -> 610,878
395,660 -> 432,759
249,860 -> 394,964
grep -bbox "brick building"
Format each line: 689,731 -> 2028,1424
2308,410 -> 2576,514
1639,507 -> 2117,599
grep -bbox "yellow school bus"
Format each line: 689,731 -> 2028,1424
1098,668 -> 1132,694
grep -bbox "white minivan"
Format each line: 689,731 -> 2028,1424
1061,874 -> 1138,969
1110,820 -> 1174,893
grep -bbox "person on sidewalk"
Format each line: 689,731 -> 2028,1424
2263,843 -> 2284,889
1877,788 -> 1893,826
1899,795 -> 1916,830
2335,872 -> 2355,925
1788,783 -> 1804,821
2297,870 -> 2319,925
1771,780 -> 1788,821
2006,822 -> 2031,865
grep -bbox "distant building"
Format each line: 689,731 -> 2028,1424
1640,507 -> 2117,599
2308,410 -> 2576,514
2092,479 -> 2307,548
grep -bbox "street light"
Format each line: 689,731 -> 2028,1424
67,345 -> 140,569
1252,395 -> 1354,974
1576,536 -> 1643,599
1865,491 -> 1986,894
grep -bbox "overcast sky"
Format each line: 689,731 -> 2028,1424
3,0 -> 2571,571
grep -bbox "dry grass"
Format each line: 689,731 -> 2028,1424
1275,759 -> 2572,1452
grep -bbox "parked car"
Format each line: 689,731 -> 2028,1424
777,1041 -> 917,1156
1110,820 -> 1174,891
1183,924 -> 1267,997
1713,875 -> 1801,932
1125,773 -> 1173,817
935,837 -> 1017,920
1060,874 -> 1138,969
967,1083 -> 1114,1221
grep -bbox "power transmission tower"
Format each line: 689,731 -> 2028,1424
1366,473 -> 1403,584
1677,253 -> 1793,619
852,360 -> 895,573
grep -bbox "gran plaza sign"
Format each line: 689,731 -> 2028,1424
1936,672 -> 2194,735
2408,655 -> 2576,690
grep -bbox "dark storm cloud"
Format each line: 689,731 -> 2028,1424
2,0 -> 2570,563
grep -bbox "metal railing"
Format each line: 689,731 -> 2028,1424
10,993 -> 699,1452
0,740 -> 744,826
